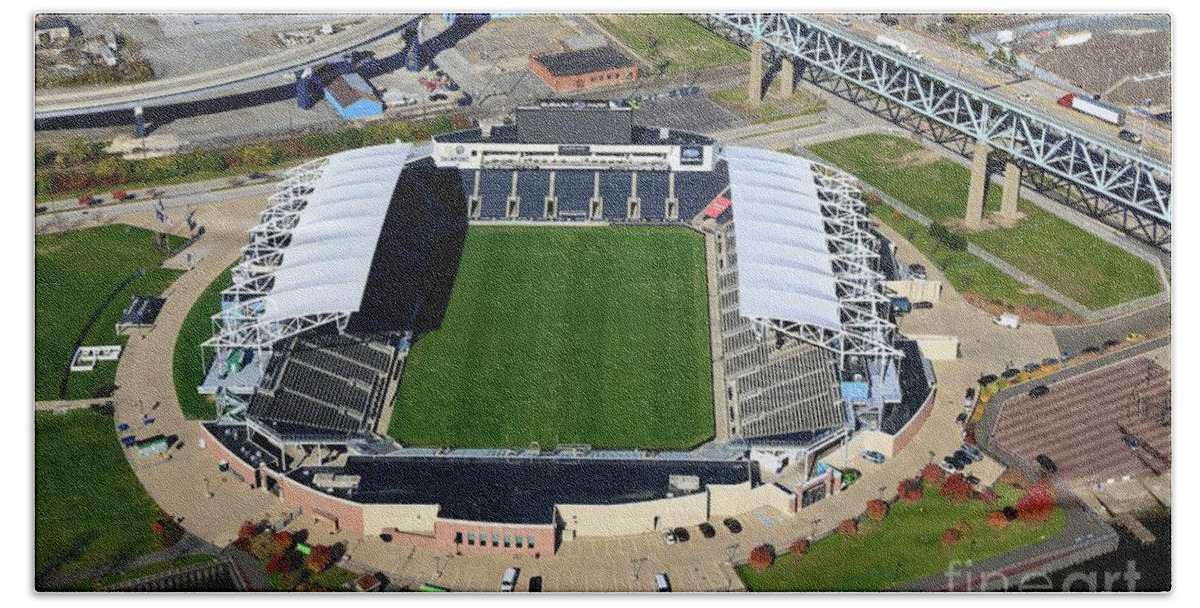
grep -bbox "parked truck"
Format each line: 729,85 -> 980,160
874,35 -> 923,61
1057,93 -> 1125,125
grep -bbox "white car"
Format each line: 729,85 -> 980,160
499,567 -> 519,592
655,573 -> 672,592
994,313 -> 1021,329
662,530 -> 677,545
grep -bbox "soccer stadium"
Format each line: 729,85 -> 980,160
195,101 -> 935,555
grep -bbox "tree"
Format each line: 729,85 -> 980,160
898,478 -> 923,503
838,518 -> 859,537
920,462 -> 944,485
941,528 -> 962,548
979,488 -> 1000,504
941,474 -> 972,503
273,530 -> 294,554
249,532 -> 276,561
789,538 -> 809,557
265,552 -> 293,575
987,510 -> 1009,531
866,499 -> 890,521
238,521 -> 259,540
749,544 -> 776,572
306,544 -> 334,573
1016,478 -> 1058,524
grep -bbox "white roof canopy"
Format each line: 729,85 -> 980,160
725,147 -> 841,331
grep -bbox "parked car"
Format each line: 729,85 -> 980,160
1001,368 -> 1021,379
248,171 -> 269,180
1125,332 -> 1145,342
1028,385 -> 1050,398
961,443 -> 983,462
528,576 -> 543,592
698,523 -> 716,538
964,387 -> 976,406
1023,362 -> 1042,373
430,93 -> 449,102
1118,129 -> 1143,144
907,264 -> 927,280
35,204 -> 48,214
951,450 -> 972,468
655,573 -> 672,592
662,530 -> 677,545
1122,435 -> 1142,451
500,567 -> 520,592
861,450 -> 885,464
1042,357 -> 1059,366
956,412 -> 968,424
379,533 -> 393,543
978,374 -> 999,386
1103,338 -> 1121,348
1081,345 -> 1102,355
965,474 -> 981,486
912,301 -> 934,309
994,313 -> 1021,329
673,527 -> 690,543
722,518 -> 742,534
939,459 -> 959,474
78,194 -> 103,206
1035,454 -> 1058,474
1061,349 -> 1077,361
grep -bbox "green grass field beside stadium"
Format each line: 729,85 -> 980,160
173,265 -> 234,420
35,225 -> 186,401
737,484 -> 1065,591
594,14 -> 748,75
390,226 -> 714,451
36,409 -> 167,582
808,134 -> 1161,311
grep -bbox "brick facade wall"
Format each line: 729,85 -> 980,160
528,56 -> 638,92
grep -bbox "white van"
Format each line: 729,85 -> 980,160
655,573 -> 672,592
994,313 -> 1021,329
500,567 -> 520,592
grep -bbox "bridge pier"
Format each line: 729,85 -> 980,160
964,140 -> 989,230
295,68 -> 317,110
748,40 -> 765,106
770,56 -> 794,99
1000,160 -> 1021,219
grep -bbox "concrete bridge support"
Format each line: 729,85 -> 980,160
748,40 -> 765,106
134,106 -> 146,138
1000,160 -> 1021,219
964,140 -> 990,230
771,56 -> 794,99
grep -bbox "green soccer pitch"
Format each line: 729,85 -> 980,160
388,225 -> 715,451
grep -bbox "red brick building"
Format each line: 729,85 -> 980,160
529,45 -> 638,92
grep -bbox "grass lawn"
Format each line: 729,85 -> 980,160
709,86 -> 827,125
737,484 -> 1065,591
35,225 -> 186,400
173,265 -> 233,420
35,409 -> 167,581
389,226 -> 714,450
594,14 -> 748,75
808,134 -> 1161,310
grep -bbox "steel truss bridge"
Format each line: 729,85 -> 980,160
704,13 -> 1172,246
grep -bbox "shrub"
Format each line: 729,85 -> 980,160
941,474 -> 973,503
929,222 -> 969,250
306,544 -> 334,573
265,552 -> 294,575
941,528 -> 962,548
788,538 -> 809,556
987,510 -> 1009,531
249,532 -> 276,561
238,521 -> 259,540
898,478 -> 923,503
866,499 -> 890,521
273,530 -> 294,554
838,519 -> 859,537
979,488 -> 1000,504
749,544 -> 776,572
920,462 -> 944,485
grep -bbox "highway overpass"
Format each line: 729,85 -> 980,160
34,15 -> 423,121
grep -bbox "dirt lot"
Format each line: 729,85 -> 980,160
454,15 -> 584,77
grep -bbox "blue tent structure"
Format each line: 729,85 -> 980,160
313,63 -> 384,119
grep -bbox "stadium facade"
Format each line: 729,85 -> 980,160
197,101 -> 936,553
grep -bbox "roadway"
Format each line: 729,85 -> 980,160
817,15 -> 1172,166
34,15 -> 421,120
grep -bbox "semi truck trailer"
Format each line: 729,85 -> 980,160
874,35 -> 924,61
1057,93 -> 1125,125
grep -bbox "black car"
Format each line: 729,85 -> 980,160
1082,345 -> 1102,354
965,474 -> 981,486
528,576 -> 543,592
430,93 -> 449,102
1122,435 -> 1142,451
1028,385 -> 1049,398
722,518 -> 742,534
942,456 -> 963,471
698,523 -> 716,538
979,374 -> 999,386
1103,338 -> 1121,348
673,527 -> 690,542
907,264 -> 927,280
1001,368 -> 1021,379
950,452 -> 971,469
956,412 -> 968,424
379,533 -> 393,543
1035,454 -> 1058,474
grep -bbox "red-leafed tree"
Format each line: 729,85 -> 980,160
150,520 -> 165,535
941,474 -> 972,503
1016,478 -> 1058,524
273,531 -> 294,554
987,510 -> 1010,531
238,521 -> 258,540
789,538 -> 809,556
920,462 -> 945,485
838,518 -> 859,537
749,544 -> 776,572
306,544 -> 334,573
866,499 -> 890,521
941,528 -> 962,548
979,488 -> 1000,504
898,478 -> 923,503
265,552 -> 293,575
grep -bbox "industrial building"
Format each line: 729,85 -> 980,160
528,45 -> 638,92
196,101 -> 935,554
312,62 -> 384,119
